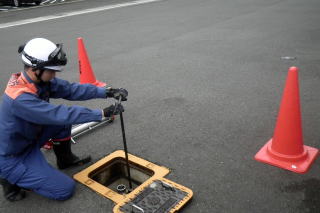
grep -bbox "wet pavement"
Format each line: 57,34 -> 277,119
0,0 -> 320,212
282,178 -> 320,213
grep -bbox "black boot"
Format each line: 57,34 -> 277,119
52,139 -> 91,170
0,178 -> 26,202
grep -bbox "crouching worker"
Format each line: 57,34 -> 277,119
0,38 -> 128,202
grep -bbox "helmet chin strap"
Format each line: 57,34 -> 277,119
33,68 -> 45,83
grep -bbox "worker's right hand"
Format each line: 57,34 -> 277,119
103,103 -> 124,117
106,87 -> 128,101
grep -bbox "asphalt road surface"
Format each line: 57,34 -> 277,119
0,0 -> 320,212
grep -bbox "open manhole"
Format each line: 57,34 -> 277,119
89,157 -> 155,193
74,151 -> 193,212
74,150 -> 170,203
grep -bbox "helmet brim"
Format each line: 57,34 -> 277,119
43,66 -> 63,72
22,55 -> 63,71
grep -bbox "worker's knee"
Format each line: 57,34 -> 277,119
52,179 -> 76,201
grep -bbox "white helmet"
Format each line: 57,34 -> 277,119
18,38 -> 67,71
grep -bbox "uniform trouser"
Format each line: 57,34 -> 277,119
0,125 -> 75,201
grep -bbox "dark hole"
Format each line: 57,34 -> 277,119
89,157 -> 155,193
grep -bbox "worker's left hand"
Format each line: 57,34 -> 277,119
103,103 -> 125,117
106,87 -> 128,101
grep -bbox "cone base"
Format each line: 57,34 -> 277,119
81,80 -> 106,87
255,139 -> 319,174
92,80 -> 106,87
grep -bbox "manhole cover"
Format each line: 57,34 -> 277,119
147,196 -> 161,205
119,180 -> 188,213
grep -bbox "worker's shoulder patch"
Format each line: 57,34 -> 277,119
5,73 -> 38,99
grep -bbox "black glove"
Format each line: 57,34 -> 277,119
103,103 -> 124,117
106,87 -> 128,101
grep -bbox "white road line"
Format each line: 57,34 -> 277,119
0,0 -> 163,29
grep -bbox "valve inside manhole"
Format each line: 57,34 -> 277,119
116,184 -> 126,194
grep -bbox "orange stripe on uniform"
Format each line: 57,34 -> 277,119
5,73 -> 38,100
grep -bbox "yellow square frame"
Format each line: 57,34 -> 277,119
73,150 -> 170,204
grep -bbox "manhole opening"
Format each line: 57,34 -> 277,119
89,157 -> 155,193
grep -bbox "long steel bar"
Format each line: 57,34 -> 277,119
117,97 -> 133,190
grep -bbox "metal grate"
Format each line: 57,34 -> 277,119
119,180 -> 188,213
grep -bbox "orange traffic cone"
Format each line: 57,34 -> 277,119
255,67 -> 318,173
77,37 -> 106,87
